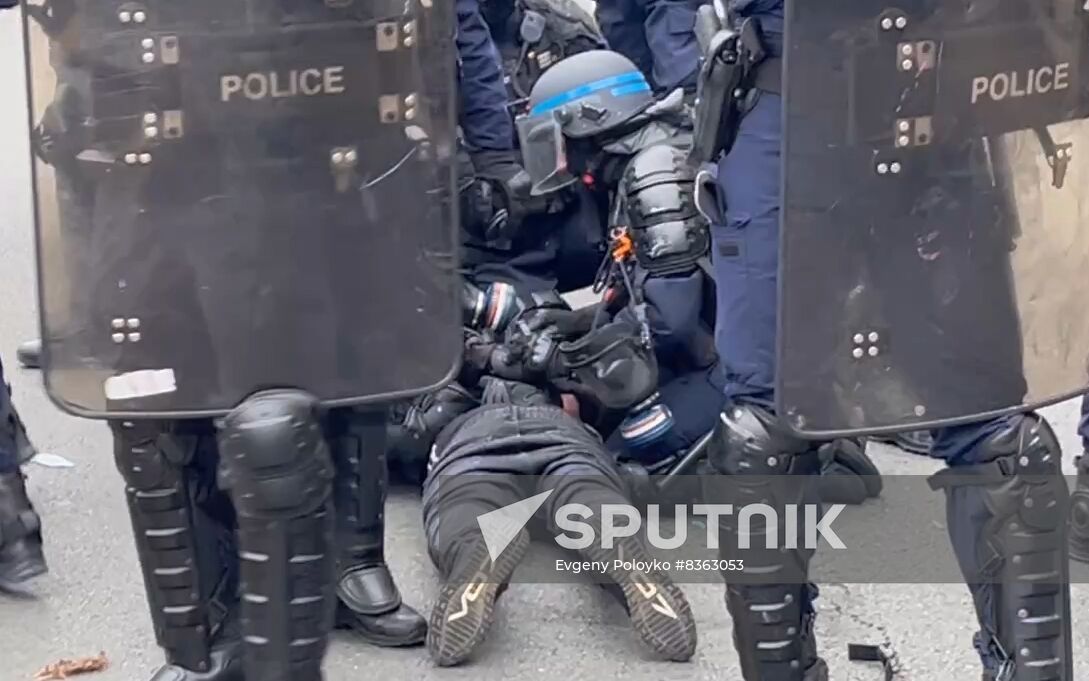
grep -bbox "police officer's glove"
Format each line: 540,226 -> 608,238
459,328 -> 501,387
471,149 -> 533,241
488,325 -> 560,384
520,303 -> 604,340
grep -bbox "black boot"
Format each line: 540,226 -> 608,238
817,437 -> 882,505
1070,452 -> 1089,564
148,621 -> 243,681
329,409 -> 427,647
0,470 -> 47,589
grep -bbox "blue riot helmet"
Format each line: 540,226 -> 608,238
516,50 -> 654,194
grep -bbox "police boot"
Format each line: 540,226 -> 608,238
148,615 -> 243,681
217,392 -> 337,681
704,405 -> 829,681
0,470 -> 46,589
328,409 -> 427,647
112,420 -> 241,681
1069,451 -> 1089,564
427,528 -> 529,667
15,339 -> 41,370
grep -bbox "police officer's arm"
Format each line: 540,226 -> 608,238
455,0 -> 532,229
614,146 -> 716,364
455,0 -> 513,152
0,1 -> 17,8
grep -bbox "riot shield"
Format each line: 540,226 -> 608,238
23,0 -> 462,417
778,0 -> 1089,437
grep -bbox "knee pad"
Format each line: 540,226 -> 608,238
217,390 -> 334,520
705,406 -> 823,541
929,413 -> 1072,681
707,405 -> 820,477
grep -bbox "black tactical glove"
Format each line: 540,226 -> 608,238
487,325 -> 559,384
520,303 -> 604,340
471,149 -> 533,241
489,318 -> 659,413
460,329 -> 507,387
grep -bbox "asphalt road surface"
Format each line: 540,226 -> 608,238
1,9 -> 1087,681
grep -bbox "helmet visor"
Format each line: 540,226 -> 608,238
516,112 -> 577,196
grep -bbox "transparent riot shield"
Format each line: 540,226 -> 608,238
24,0 -> 462,417
777,0 -> 1089,437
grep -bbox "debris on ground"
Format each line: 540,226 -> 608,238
33,652 -> 109,680
30,453 -> 75,469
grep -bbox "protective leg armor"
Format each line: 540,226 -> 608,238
327,408 -> 427,647
112,420 -> 240,680
703,405 -> 828,681
216,391 -> 336,681
1069,452 -> 1089,565
929,414 -> 1072,681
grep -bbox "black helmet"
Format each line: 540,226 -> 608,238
516,50 -> 654,194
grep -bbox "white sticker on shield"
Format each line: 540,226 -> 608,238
104,369 -> 179,401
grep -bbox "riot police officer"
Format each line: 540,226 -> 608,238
693,1 -> 1075,679
22,1 -> 465,680
506,49 -> 880,503
0,355 -> 46,591
17,0 -> 520,651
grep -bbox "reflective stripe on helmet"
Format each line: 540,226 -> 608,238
529,70 -> 650,116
